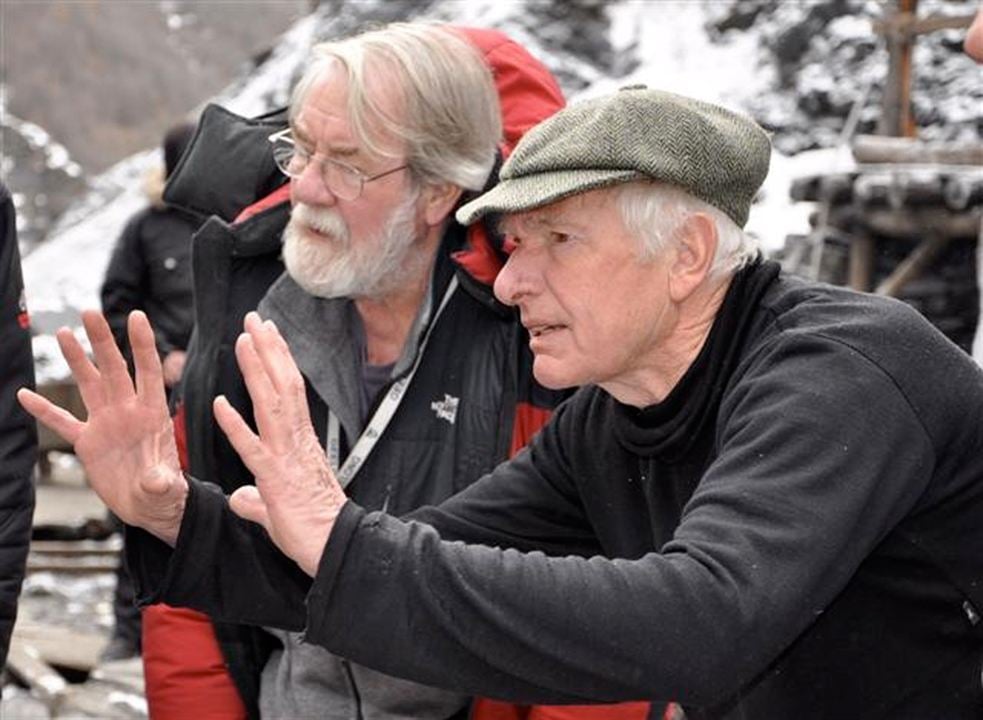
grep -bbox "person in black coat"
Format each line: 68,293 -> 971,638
101,121 -> 200,390
98,121 -> 201,660
0,181 -> 38,670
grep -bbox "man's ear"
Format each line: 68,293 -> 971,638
668,213 -> 717,303
421,182 -> 464,226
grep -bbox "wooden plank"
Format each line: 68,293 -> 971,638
27,559 -> 118,574
6,639 -> 68,707
863,208 -> 982,239
30,538 -> 121,556
11,621 -> 107,673
876,233 -> 951,296
873,12 -> 975,36
853,135 -> 983,166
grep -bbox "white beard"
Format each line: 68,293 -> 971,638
282,191 -> 426,299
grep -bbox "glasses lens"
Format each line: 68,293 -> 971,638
323,160 -> 363,201
271,141 -> 303,177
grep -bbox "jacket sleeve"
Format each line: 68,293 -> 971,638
0,184 -> 38,667
125,477 -> 311,631
101,212 -> 149,361
300,335 -> 937,707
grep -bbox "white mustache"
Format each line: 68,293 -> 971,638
290,202 -> 350,244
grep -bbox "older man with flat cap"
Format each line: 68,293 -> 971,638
20,87 -> 983,719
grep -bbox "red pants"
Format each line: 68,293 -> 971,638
142,604 -> 247,720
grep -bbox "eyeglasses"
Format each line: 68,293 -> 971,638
268,129 -> 409,201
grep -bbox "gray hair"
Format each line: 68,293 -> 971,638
289,23 -> 502,192
616,181 -> 759,278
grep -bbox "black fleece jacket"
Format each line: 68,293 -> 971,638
100,204 -> 200,364
129,262 -> 983,719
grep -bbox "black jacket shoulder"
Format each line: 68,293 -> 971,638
0,182 -> 38,668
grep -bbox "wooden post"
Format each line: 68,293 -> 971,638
849,235 -> 876,292
873,4 -> 974,138
879,0 -> 918,137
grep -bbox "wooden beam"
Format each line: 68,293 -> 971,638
853,135 -> 983,166
876,233 -> 951,296
6,640 -> 68,709
862,208 -> 982,239
872,12 -> 976,37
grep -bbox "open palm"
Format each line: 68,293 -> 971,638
18,310 -> 187,545
214,312 -> 347,576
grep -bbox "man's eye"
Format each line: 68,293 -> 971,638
550,232 -> 569,244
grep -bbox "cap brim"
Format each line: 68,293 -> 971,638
456,168 -> 645,226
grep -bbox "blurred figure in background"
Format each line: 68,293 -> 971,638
101,121 -> 199,390
98,121 -> 201,661
0,181 -> 38,671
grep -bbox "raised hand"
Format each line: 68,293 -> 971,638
214,312 -> 347,576
18,310 -> 187,545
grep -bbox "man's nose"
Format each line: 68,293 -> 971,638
494,246 -> 540,307
290,160 -> 337,207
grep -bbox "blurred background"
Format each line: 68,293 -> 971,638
1,0 -> 981,716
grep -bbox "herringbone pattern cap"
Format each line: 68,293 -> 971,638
457,85 -> 771,228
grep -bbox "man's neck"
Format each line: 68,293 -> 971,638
354,239 -> 440,367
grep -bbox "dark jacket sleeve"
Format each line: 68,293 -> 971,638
0,183 -> 38,667
299,336 -> 937,706
101,212 -> 148,362
125,477 -> 311,630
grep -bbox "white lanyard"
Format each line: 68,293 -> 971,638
327,276 -> 459,488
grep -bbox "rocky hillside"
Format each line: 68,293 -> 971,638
1,0 -> 308,249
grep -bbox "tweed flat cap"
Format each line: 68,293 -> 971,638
457,85 -> 771,228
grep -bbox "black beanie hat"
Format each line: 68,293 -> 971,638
163,121 -> 196,179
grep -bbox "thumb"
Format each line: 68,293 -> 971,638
229,485 -> 272,531
140,465 -> 182,496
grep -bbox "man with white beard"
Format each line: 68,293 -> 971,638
131,21 -> 647,720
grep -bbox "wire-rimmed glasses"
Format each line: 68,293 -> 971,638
268,129 -> 408,201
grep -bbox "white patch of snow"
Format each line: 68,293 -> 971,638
32,330 -> 93,386
594,2 -> 773,110
21,151 -> 156,356
826,14 -> 872,41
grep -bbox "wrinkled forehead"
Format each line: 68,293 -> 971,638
499,189 -> 610,237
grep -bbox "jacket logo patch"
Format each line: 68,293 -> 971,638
430,394 -> 459,425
